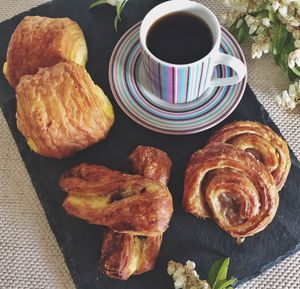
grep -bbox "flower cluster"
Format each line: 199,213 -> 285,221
223,0 -> 300,110
167,260 -> 211,289
276,80 -> 300,108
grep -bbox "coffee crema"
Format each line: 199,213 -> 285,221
146,11 -> 213,65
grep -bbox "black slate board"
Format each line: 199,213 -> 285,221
1,1 -> 300,288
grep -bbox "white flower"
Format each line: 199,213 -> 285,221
249,23 -> 258,34
276,81 -> 300,109
262,17 -> 271,27
288,49 -> 300,68
289,83 -> 297,97
278,5 -> 288,17
244,15 -> 255,27
272,0 -> 280,11
283,0 -> 292,5
288,16 -> 300,26
292,29 -> 300,39
236,18 -> 244,28
295,39 -> 300,48
186,261 -> 196,270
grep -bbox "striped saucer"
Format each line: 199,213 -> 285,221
109,22 -> 247,135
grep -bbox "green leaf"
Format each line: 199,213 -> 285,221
268,9 -> 278,23
89,0 -> 108,9
229,18 -> 249,44
207,258 -> 231,288
271,22 -> 288,56
250,9 -> 268,19
214,278 -> 237,289
114,0 -> 128,31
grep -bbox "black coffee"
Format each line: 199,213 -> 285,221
146,12 -> 213,64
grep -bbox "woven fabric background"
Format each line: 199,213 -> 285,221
0,0 -> 299,288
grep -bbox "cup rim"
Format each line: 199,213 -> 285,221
139,0 -> 221,67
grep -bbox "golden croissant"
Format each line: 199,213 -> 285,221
209,121 -> 291,190
16,62 -> 114,159
100,146 -> 172,280
183,142 -> 279,240
4,16 -> 87,88
60,163 -> 173,236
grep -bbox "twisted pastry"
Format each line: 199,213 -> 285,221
16,62 -> 114,159
4,16 -> 87,88
183,142 -> 279,239
209,121 -> 291,190
100,146 -> 172,279
60,163 -> 173,236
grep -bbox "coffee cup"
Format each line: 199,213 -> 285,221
140,0 -> 247,104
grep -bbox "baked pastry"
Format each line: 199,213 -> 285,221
183,142 -> 279,240
100,146 -> 172,280
16,62 -> 114,159
60,163 -> 173,236
100,230 -> 163,279
4,16 -> 87,88
209,121 -> 291,190
128,145 -> 172,185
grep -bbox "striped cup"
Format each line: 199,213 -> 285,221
140,0 -> 247,104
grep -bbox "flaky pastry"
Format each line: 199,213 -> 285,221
209,121 -> 291,190
4,16 -> 87,88
60,163 -> 173,236
100,230 -> 163,279
183,142 -> 279,240
16,62 -> 114,159
100,146 -> 172,280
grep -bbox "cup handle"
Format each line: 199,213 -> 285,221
209,52 -> 247,88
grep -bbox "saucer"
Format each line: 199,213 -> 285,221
109,22 -> 247,135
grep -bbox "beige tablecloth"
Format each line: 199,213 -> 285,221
0,1 -> 299,288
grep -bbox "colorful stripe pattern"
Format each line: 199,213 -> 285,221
141,48 -> 214,104
109,22 -> 247,135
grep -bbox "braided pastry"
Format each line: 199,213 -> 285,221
4,16 -> 87,88
183,142 -> 279,240
16,62 -> 114,159
60,163 -> 173,236
209,121 -> 291,190
100,146 -> 172,279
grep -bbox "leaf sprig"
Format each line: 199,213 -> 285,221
207,258 -> 237,289
228,7 -> 298,81
90,0 -> 128,31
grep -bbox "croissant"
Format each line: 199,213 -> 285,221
16,62 -> 114,159
4,16 -> 87,88
183,142 -> 279,239
60,163 -> 173,236
209,121 -> 291,190
100,146 -> 172,280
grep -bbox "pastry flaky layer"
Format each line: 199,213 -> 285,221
101,229 -> 163,280
60,163 -> 173,236
100,146 -> 172,280
183,142 -> 279,239
4,16 -> 88,88
128,145 -> 172,185
209,121 -> 291,190
16,62 -> 114,159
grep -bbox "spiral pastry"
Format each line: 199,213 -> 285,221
209,121 -> 291,190
60,163 -> 173,236
183,142 -> 279,239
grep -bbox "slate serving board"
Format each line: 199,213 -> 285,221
0,0 -> 300,288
